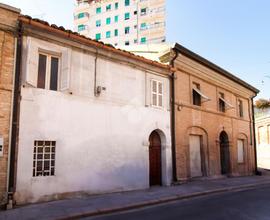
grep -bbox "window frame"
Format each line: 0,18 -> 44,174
125,0 -> 130,6
151,79 -> 164,109
37,52 -> 60,91
106,17 -> 111,25
219,93 -> 226,113
125,12 -> 130,20
238,99 -> 244,118
237,139 -> 245,164
96,7 -> 101,14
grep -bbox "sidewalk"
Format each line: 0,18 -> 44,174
1,174 -> 270,220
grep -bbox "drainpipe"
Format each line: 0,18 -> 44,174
170,49 -> 178,182
94,48 -> 98,97
251,96 -> 261,175
7,20 -> 23,208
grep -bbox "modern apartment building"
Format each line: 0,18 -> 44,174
74,0 -> 166,46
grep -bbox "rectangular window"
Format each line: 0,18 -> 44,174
115,2 -> 119,9
96,33 -> 101,40
141,23 -> 147,30
125,41 -> 130,46
114,15 -> 119,23
106,17 -> 111,25
134,10 -> 137,15
114,29 -> 118,36
141,37 -> 146,44
151,80 -> 163,107
106,31 -> 111,38
219,93 -> 226,112
33,140 -> 56,177
78,24 -> 86,32
125,12 -> 130,20
192,83 -> 201,106
96,20 -> 101,27
106,4 -> 111,11
78,12 -> 85,19
141,8 -> 147,15
125,26 -> 130,34
96,7 -> 101,14
134,39 -> 138,44
258,126 -> 263,145
125,0 -> 130,6
237,139 -> 244,163
38,54 -> 59,91
238,99 -> 243,117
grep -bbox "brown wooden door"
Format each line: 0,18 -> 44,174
220,131 -> 230,175
149,131 -> 162,186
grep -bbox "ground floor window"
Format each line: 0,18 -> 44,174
33,140 -> 56,177
237,139 -> 244,163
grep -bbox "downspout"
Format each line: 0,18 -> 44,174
170,49 -> 178,182
94,48 -> 98,96
7,20 -> 23,208
251,96 -> 260,175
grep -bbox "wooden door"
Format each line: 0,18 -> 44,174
189,135 -> 202,177
149,131 -> 162,186
220,131 -> 230,175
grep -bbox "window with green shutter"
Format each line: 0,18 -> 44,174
125,27 -> 130,34
140,23 -> 147,30
125,12 -> 130,20
141,37 -> 147,44
106,4 -> 111,11
125,0 -> 130,6
78,13 -> 85,19
78,24 -> 86,32
95,33 -> 101,40
106,31 -> 111,38
96,7 -> 101,14
114,29 -> 118,36
115,2 -> 119,9
96,20 -> 101,27
114,15 -> 119,23
106,17 -> 111,25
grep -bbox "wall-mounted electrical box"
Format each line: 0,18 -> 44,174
0,136 -> 3,157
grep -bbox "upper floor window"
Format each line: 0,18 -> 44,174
106,31 -> 111,38
141,8 -> 147,16
125,0 -> 130,6
95,33 -> 101,40
141,23 -> 147,30
141,37 -> 147,44
77,12 -> 86,19
106,17 -> 111,25
125,27 -> 130,34
114,15 -> 119,23
114,29 -> 119,36
192,83 -> 201,106
125,12 -> 130,20
125,41 -> 130,46
106,4 -> 111,11
78,24 -> 86,32
115,2 -> 119,9
151,80 -> 163,108
96,7 -> 101,14
96,19 -> 101,27
219,93 -> 226,112
238,99 -> 244,118
37,53 -> 59,91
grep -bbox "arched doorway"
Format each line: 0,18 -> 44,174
149,131 -> 162,186
220,131 -> 230,175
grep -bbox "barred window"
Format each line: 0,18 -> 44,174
33,140 -> 56,177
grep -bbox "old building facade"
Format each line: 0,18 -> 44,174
171,44 -> 259,180
255,108 -> 270,169
0,4 -> 20,206
13,16 -> 172,204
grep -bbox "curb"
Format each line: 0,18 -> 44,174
57,181 -> 270,220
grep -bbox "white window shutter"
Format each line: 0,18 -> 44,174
25,37 -> 38,87
60,48 -> 72,91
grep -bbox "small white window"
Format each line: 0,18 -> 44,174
33,140 -> 56,177
37,53 -> 60,91
151,80 -> 163,108
237,139 -> 244,163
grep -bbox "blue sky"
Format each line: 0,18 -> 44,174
1,0 -> 269,99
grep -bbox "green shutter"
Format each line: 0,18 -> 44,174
106,31 -> 111,38
114,29 -> 118,36
125,0 -> 130,6
96,20 -> 101,27
78,13 -> 85,19
141,37 -> 146,43
78,24 -> 85,32
114,15 -> 119,22
115,2 -> 119,9
96,7 -> 101,14
106,17 -> 111,25
95,33 -> 101,40
125,13 -> 130,20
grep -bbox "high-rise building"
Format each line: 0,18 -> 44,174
74,0 -> 166,46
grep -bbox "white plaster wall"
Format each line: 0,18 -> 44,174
15,36 -> 172,204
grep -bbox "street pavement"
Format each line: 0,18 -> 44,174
85,186 -> 270,220
1,174 -> 270,220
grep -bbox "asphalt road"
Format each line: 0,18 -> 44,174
83,186 -> 270,220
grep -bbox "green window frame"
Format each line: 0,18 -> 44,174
106,31 -> 111,38
125,12 -> 130,20
141,8 -> 147,15
141,37 -> 147,44
125,0 -> 130,6
114,15 -> 119,23
125,26 -> 130,34
115,2 -> 119,9
96,20 -> 101,27
78,24 -> 86,32
114,29 -> 118,36
78,13 -> 85,19
96,7 -> 101,14
106,4 -> 111,11
95,33 -> 101,40
106,17 -> 111,25
140,23 -> 147,30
